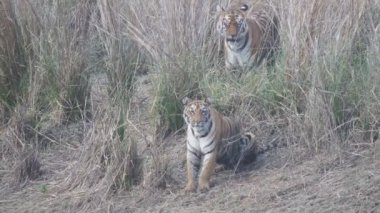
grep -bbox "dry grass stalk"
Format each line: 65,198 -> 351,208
0,0 -> 26,121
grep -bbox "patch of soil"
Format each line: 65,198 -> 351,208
108,141 -> 379,213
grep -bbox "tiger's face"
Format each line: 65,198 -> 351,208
217,4 -> 249,42
182,97 -> 212,135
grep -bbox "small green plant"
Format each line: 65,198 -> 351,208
153,79 -> 184,134
39,184 -> 48,193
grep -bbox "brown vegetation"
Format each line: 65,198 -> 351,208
0,0 -> 379,212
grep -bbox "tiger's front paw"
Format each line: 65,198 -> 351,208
198,182 -> 210,193
215,164 -> 225,173
183,183 -> 196,193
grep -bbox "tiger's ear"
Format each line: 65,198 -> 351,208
182,97 -> 192,105
204,97 -> 212,105
216,5 -> 224,12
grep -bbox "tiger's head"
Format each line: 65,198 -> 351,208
182,97 -> 213,136
216,4 -> 249,43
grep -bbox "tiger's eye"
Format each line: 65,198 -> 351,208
240,4 -> 248,11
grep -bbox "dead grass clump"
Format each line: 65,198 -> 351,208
60,110 -> 142,197
0,106 -> 43,188
1,107 -> 33,158
11,149 -> 41,185
141,137 -> 172,189
301,86 -> 340,153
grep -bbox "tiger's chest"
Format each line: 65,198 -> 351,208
233,48 -> 253,66
187,125 -> 217,155
226,39 -> 255,68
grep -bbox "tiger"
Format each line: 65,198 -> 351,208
182,97 -> 257,193
216,0 -> 280,70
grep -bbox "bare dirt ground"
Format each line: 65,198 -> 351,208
1,74 -> 379,213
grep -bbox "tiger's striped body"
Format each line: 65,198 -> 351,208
216,1 -> 279,70
182,97 -> 257,192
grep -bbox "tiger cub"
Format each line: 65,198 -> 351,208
216,0 -> 280,70
182,97 -> 257,192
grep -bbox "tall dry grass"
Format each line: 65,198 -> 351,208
58,0 -> 145,197
0,0 -> 96,187
1,0 -> 145,202
278,0 -> 380,153
0,0 -> 379,210
0,0 -> 26,121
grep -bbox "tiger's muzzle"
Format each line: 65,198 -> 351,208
191,121 -> 207,129
226,36 -> 243,43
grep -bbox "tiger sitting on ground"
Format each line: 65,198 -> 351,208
182,97 -> 257,193
216,0 -> 280,70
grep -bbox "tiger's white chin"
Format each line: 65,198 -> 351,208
226,33 -> 248,51
191,122 -> 212,137
191,126 -> 206,133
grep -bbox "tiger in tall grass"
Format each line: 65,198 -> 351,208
182,97 -> 257,193
216,0 -> 280,70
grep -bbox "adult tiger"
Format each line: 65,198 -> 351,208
182,97 -> 257,193
216,1 -> 280,70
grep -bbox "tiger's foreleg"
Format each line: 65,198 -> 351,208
198,151 -> 217,192
184,148 -> 201,193
225,53 -> 238,70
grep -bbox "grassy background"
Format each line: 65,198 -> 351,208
0,0 -> 379,210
